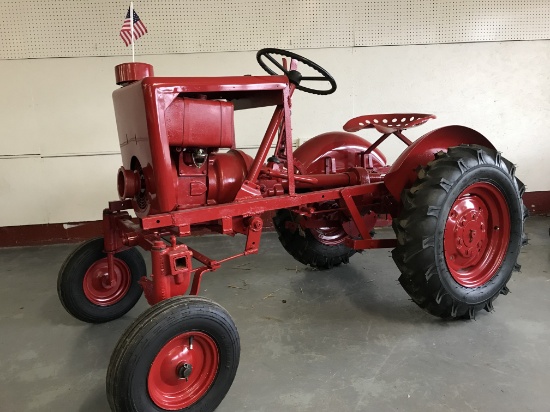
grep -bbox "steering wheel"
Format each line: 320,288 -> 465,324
256,48 -> 337,95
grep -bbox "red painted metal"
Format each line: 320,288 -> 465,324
189,268 -> 214,296
444,182 -> 511,288
140,182 -> 390,231
112,73 -> 289,216
139,237 -> 193,305
293,132 -> 386,174
342,211 -> 378,239
114,62 -> 154,86
117,167 -> 140,200
207,150 -> 254,204
83,257 -> 131,306
148,331 -> 219,409
384,126 -> 496,201
310,224 -> 348,246
344,113 -> 436,134
98,54 -> 504,305
165,98 -> 235,148
245,216 -> 263,253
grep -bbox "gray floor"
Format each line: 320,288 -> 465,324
1,217 -> 549,412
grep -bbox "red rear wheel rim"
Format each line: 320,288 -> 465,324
148,331 -> 219,410
444,182 -> 511,287
311,225 -> 348,245
83,257 -> 131,306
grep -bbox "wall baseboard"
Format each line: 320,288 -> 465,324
1,192 -> 547,248
0,220 -> 104,248
522,191 -> 550,216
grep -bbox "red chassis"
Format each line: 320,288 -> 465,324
105,56 -> 495,305
58,49 -> 525,412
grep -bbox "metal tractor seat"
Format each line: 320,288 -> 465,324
343,113 -> 436,134
342,113 -> 436,169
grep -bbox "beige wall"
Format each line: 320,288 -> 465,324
1,40 -> 549,226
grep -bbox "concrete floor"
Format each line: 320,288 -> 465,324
1,217 -> 549,412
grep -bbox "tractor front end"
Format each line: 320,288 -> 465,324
113,62 -> 254,218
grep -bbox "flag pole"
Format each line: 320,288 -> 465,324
130,1 -> 135,62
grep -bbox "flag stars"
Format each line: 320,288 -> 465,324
120,6 -> 147,47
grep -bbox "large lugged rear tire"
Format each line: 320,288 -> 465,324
273,209 -> 355,269
392,145 -> 526,319
107,296 -> 240,412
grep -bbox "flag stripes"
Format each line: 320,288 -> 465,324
120,8 -> 147,47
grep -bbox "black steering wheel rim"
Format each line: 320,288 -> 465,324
256,48 -> 337,95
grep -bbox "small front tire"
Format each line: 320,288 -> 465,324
107,296 -> 240,412
57,237 -> 145,323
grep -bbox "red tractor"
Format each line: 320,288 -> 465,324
57,48 -> 526,412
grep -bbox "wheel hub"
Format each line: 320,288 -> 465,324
82,257 -> 131,306
444,182 -> 510,288
148,331 -> 219,410
452,209 -> 486,260
177,363 -> 193,380
312,225 -> 348,245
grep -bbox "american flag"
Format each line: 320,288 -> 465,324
120,8 -> 147,46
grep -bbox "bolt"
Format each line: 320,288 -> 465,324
177,363 -> 193,381
153,240 -> 166,250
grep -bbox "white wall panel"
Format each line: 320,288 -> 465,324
0,61 -> 41,156
350,41 -> 550,186
287,48 -> 355,140
42,154 -> 121,224
30,57 -> 123,156
0,157 -> 47,226
0,49 -> 351,158
0,154 -> 121,226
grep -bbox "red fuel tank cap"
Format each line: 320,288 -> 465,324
115,62 -> 154,86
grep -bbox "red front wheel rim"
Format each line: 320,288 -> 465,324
83,257 -> 131,306
148,331 -> 219,410
444,182 -> 511,287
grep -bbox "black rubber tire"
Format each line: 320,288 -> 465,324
57,237 -> 145,323
107,296 -> 240,412
392,145 -> 526,319
273,209 -> 355,269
